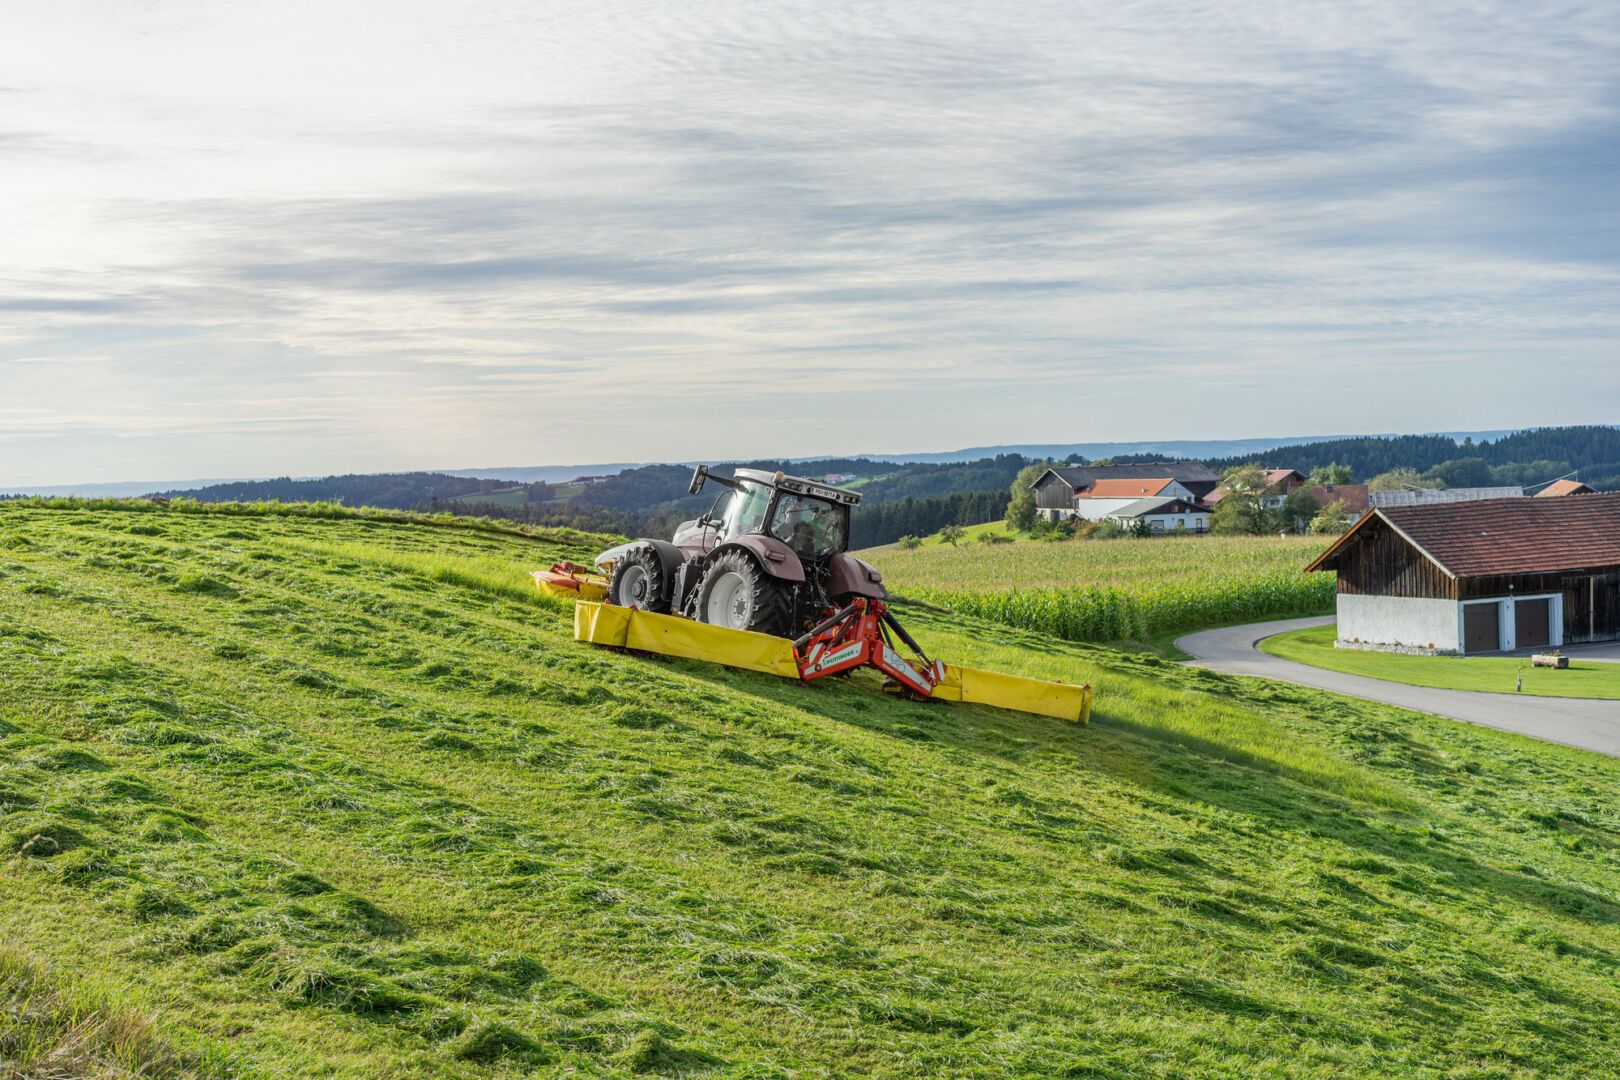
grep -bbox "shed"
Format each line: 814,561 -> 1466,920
1306,492 -> 1620,654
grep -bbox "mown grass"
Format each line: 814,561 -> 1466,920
3,501 -> 1620,1076
0,946 -> 231,1079
1263,624 -> 1620,700
863,534 -> 1332,643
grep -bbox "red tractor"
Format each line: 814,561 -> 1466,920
598,465 -> 888,637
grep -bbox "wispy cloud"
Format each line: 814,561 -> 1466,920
1,1 -> 1618,484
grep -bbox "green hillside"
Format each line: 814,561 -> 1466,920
4,502 -> 1620,1077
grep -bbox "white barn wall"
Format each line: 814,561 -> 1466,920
1336,594 -> 1462,653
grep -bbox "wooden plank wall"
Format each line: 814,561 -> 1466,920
1334,517 -> 1457,599
1033,474 -> 1075,511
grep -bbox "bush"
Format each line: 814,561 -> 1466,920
1027,517 -> 1077,541
897,535 -> 923,550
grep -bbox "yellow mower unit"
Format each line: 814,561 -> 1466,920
571,600 -> 1092,725
532,562 -> 609,603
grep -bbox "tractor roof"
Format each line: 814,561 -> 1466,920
733,468 -> 862,506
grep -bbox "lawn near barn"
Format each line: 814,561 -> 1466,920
1262,624 -> 1620,700
5,500 -> 1620,1076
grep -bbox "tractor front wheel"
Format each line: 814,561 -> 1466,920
608,545 -> 671,613
695,551 -> 792,636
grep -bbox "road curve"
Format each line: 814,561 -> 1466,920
1176,617 -> 1620,758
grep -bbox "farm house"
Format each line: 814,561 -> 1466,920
1306,492 -> 1620,654
1031,463 -> 1219,521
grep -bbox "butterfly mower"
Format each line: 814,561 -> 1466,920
535,465 -> 1090,723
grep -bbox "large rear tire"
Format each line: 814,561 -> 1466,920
608,545 -> 672,613
695,550 -> 792,636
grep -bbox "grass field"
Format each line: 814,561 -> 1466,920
1263,624 -> 1620,700
5,502 -> 1620,1076
863,533 -> 1333,644
912,519 -> 1018,546
449,483 -> 585,508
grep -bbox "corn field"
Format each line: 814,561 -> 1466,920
865,534 -> 1334,642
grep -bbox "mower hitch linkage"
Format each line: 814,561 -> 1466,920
793,598 -> 945,698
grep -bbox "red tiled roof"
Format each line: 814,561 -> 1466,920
1307,483 -> 1369,513
1264,469 -> 1305,486
1329,491 -> 1620,577
1085,477 -> 1176,498
1535,479 -> 1595,497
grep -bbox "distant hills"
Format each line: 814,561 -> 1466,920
0,426 -> 1601,498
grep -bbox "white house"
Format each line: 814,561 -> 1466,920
1101,496 -> 1211,533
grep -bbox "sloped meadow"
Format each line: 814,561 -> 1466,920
2,503 -> 1619,1077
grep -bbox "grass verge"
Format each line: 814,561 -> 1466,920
1262,624 -> 1620,700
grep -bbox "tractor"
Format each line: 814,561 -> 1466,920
595,466 -> 887,637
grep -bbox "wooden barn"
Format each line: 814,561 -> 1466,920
1306,492 -> 1620,654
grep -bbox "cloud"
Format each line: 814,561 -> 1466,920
1,1 -> 1618,484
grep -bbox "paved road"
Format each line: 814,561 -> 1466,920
1176,617 -> 1620,758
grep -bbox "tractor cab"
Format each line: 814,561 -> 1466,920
706,468 -> 853,558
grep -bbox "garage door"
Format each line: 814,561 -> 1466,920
1464,602 -> 1500,653
1515,598 -> 1551,650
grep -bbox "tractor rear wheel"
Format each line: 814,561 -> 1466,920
608,546 -> 671,613
695,550 -> 792,636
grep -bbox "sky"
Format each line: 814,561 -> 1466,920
2,1 -> 1619,485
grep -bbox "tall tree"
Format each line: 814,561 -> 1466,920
1309,499 -> 1354,535
1367,467 -> 1428,492
1211,464 -> 1278,535
1005,460 -> 1052,531
1308,462 -> 1354,484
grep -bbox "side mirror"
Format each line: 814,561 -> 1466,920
689,464 -> 709,495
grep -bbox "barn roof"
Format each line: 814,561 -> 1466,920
1307,491 -> 1620,578
1086,477 -> 1178,498
1307,483 -> 1370,513
1035,462 -> 1218,492
1535,479 -> 1596,497
1108,496 -> 1209,518
1367,486 -> 1522,508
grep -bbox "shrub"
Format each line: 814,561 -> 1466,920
897,535 -> 923,550
1090,519 -> 1127,540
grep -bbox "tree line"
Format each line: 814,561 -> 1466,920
1209,426 -> 1620,490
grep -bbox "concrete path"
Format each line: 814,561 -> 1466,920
1176,617 -> 1620,758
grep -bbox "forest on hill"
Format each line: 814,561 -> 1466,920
130,427 -> 1620,548
1208,426 -> 1620,491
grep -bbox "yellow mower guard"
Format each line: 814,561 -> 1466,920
572,602 -> 1090,724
